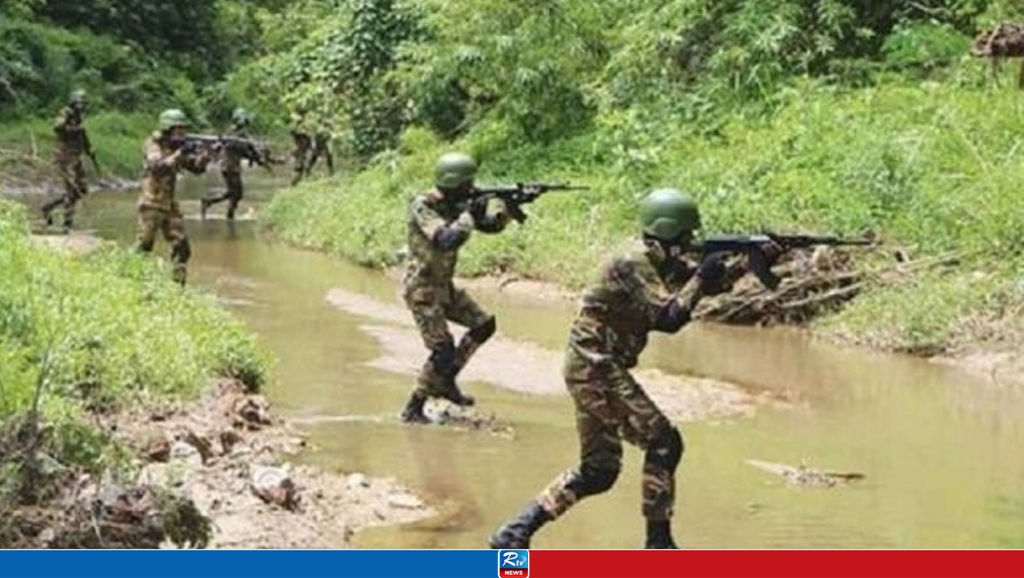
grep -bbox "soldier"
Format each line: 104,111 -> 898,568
306,131 -> 335,178
289,111 -> 313,186
201,108 -> 256,220
137,109 -> 212,285
399,152 -> 511,423
489,189 -> 776,549
41,89 -> 98,232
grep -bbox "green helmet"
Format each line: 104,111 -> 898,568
639,188 -> 702,240
158,109 -> 190,131
435,152 -> 477,189
232,107 -> 250,125
69,89 -> 88,106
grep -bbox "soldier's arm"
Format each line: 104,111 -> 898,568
52,108 -> 70,135
181,149 -> 212,174
143,138 -> 181,173
83,129 -> 94,155
412,198 -> 475,251
609,256 -> 702,334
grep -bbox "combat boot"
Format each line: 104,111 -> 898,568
400,392 -> 430,424
489,501 -> 552,549
644,520 -> 679,549
438,377 -> 475,407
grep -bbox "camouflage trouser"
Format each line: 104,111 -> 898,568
291,144 -> 311,185
42,154 -> 87,227
403,281 -> 494,398
537,351 -> 679,521
205,171 -> 244,219
136,204 -> 190,285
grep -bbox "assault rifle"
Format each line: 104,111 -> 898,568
693,233 -> 874,290
468,182 -> 590,222
184,134 -> 272,170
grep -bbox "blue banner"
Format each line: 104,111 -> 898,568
0,551 -> 502,578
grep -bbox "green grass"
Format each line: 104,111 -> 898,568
264,76 -> 1024,354
0,112 -> 154,183
0,200 -> 270,470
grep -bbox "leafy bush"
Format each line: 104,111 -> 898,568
0,201 -> 270,455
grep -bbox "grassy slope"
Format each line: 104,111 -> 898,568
0,200 -> 269,469
0,112 -> 154,184
264,78 -> 1023,355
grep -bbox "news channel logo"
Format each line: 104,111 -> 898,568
497,549 -> 529,578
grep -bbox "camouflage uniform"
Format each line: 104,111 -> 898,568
536,239 -> 695,522
403,190 -> 509,399
41,106 -> 92,229
290,115 -> 313,186
203,123 -> 248,219
137,132 -> 209,284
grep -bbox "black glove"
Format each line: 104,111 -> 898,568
181,140 -> 200,155
468,196 -> 490,221
696,252 -> 730,295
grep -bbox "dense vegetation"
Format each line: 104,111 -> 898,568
0,199 -> 268,479
0,0 -> 289,178
3,0 -> 1023,355
257,0 -> 1024,355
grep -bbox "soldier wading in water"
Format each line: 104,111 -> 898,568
400,152 -> 511,423
136,109 -> 212,285
42,89 -> 98,232
490,189 -> 778,549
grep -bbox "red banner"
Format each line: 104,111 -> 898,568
529,550 -> 1024,578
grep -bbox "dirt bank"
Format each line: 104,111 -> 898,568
2,380 -> 432,549
326,288 -> 791,423
114,379 -> 434,549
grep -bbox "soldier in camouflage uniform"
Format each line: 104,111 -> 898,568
400,152 -> 511,423
41,90 -> 97,232
490,189 -> 774,549
137,109 -> 212,285
201,108 -> 255,220
289,111 -> 313,186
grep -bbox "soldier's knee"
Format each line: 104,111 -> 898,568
137,239 -> 155,254
469,316 -> 496,343
570,464 -> 620,498
428,339 -> 456,367
171,238 -> 192,264
645,427 -> 684,472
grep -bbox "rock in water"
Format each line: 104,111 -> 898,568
387,493 -> 425,510
250,465 -> 300,511
346,473 -> 370,490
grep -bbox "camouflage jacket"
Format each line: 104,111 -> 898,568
139,132 -> 209,210
403,189 -> 509,290
221,124 -> 248,174
53,107 -> 91,157
568,239 -> 701,370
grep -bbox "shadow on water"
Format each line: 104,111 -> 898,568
17,171 -> 1024,549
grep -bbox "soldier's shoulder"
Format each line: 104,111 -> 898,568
411,189 -> 444,207
600,239 -> 658,280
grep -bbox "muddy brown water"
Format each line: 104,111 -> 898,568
14,175 -> 1024,549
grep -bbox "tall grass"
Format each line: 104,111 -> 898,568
264,77 -> 1024,352
0,200 -> 269,467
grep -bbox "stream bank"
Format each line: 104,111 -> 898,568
9,178 -> 1024,549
